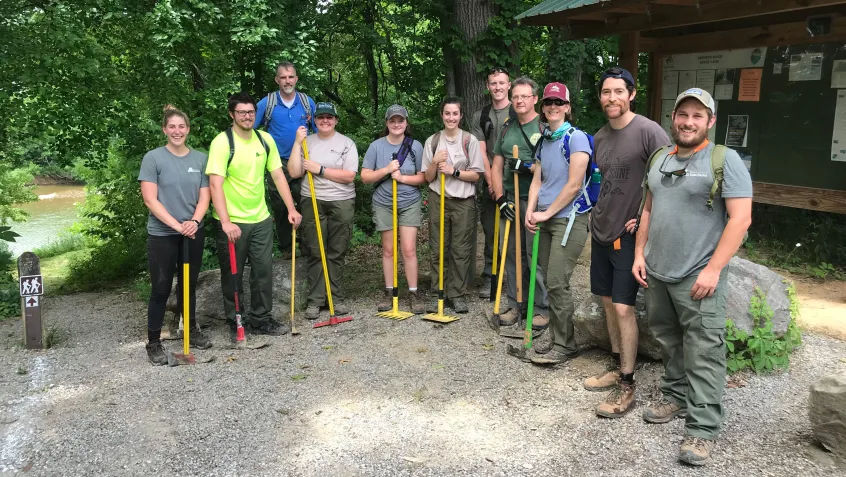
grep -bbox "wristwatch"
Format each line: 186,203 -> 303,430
191,219 -> 200,226
319,165 -> 325,176
452,169 -> 461,178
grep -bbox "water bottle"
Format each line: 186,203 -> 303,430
591,167 -> 601,184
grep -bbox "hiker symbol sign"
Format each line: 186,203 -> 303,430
19,275 -> 44,296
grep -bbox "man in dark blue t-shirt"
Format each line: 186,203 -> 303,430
255,61 -> 316,256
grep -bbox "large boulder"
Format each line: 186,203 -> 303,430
165,258 -> 309,324
572,256 -> 793,360
809,373 -> 846,457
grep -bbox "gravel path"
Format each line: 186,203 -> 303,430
1,260 -> 845,476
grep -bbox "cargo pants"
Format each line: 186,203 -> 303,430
428,192 -> 475,300
299,196 -> 354,308
645,268 -> 729,439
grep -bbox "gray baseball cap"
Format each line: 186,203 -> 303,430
674,88 -> 716,113
385,104 -> 409,120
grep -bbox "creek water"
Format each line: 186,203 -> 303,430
8,185 -> 86,257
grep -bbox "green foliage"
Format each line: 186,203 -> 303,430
0,163 -> 37,225
0,241 -> 19,319
33,233 -> 87,259
725,286 -> 802,374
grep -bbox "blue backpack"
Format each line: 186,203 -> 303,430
536,126 -> 601,246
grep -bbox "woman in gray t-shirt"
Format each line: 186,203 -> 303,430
138,107 -> 211,365
525,82 -> 592,363
361,105 -> 426,315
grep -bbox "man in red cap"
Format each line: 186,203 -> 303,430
587,67 -> 671,418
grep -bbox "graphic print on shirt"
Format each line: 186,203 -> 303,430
594,149 -> 635,216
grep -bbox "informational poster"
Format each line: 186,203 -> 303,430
739,69 -> 762,102
726,115 -> 749,148
773,63 -> 783,75
832,60 -> 846,89
789,53 -> 824,82
714,69 -> 735,100
833,90 -> 846,162
708,102 -> 718,143
662,71 -> 679,99
663,47 -> 767,71
679,70 -> 697,92
661,100 -> 676,134
696,69 -> 716,94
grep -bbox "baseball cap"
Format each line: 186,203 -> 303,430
542,82 -> 570,102
599,67 -> 636,89
674,88 -> 716,113
385,104 -> 408,120
315,102 -> 338,117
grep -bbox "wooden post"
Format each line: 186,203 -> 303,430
619,31 -> 640,81
648,52 -> 664,123
18,252 -> 45,349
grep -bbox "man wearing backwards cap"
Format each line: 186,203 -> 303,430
586,67 -> 670,419
633,88 -> 752,466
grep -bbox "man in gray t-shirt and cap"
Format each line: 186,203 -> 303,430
633,87 -> 752,467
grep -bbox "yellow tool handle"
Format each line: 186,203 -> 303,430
493,219 -> 510,314
492,208 -> 499,271
438,173 -> 445,296
392,178 -> 398,289
512,144 -> 522,303
303,139 -> 335,316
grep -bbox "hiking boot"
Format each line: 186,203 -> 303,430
305,306 -> 321,320
531,314 -> 549,330
643,398 -> 687,424
595,380 -> 636,418
250,318 -> 289,336
479,277 -> 492,299
146,341 -> 168,366
498,308 -> 519,326
449,296 -> 469,314
532,330 -> 552,355
584,367 -> 620,392
377,289 -> 392,312
407,290 -> 425,315
679,436 -> 716,466
425,300 -> 440,314
530,348 -> 577,365
333,301 -> 350,316
190,327 -> 212,350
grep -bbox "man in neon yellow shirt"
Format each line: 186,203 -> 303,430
206,92 -> 302,341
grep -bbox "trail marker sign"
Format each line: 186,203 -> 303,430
17,253 -> 45,349
19,275 -> 43,296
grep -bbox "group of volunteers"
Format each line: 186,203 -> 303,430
138,59 -> 753,466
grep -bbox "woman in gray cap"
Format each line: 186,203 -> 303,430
361,105 -> 426,314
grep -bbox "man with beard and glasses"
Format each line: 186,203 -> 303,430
255,62 -> 316,258
587,67 -> 670,419
633,88 -> 752,466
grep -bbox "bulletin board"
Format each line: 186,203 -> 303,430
659,43 -> 846,192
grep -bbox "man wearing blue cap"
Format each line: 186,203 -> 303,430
588,67 -> 671,419
634,88 -> 752,466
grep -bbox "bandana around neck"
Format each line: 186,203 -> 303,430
545,121 -> 572,142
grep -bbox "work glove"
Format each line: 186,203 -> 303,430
510,158 -> 533,175
496,195 -> 516,222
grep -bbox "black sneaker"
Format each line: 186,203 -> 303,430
449,296 -> 469,314
190,327 -> 212,350
146,341 -> 168,366
250,318 -> 289,336
479,277 -> 492,299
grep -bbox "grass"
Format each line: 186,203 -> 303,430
38,249 -> 90,294
33,233 -> 87,259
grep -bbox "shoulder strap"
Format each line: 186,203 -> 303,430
516,119 -> 540,157
480,104 -> 492,141
708,145 -> 727,211
261,93 -> 276,129
430,131 -> 441,156
256,130 -> 270,158
226,127 -> 236,176
635,145 -> 673,230
462,132 -> 471,164
298,92 -> 312,132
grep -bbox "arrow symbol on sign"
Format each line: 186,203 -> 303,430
25,296 -> 38,308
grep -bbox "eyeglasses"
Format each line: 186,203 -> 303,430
234,110 -> 256,117
512,94 -> 535,102
489,67 -> 509,76
542,98 -> 568,107
658,154 -> 688,177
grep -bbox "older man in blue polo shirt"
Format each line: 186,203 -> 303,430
256,61 -> 317,256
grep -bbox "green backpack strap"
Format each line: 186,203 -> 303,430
634,145 -> 671,231
226,128 -> 271,178
708,145 -> 727,211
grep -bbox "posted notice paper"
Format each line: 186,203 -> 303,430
662,71 -> 679,99
739,69 -> 762,102
714,69 -> 735,100
696,69 -> 715,95
833,90 -> 846,162
789,53 -> 824,82
726,115 -> 749,148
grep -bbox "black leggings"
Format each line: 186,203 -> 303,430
147,232 -> 204,336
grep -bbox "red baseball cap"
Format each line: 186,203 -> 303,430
542,82 -> 570,102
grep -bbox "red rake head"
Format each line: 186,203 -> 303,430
313,315 -> 353,328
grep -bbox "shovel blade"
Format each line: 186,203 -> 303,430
484,309 -> 500,331
167,352 -> 197,366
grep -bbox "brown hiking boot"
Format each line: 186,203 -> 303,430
643,398 -> 687,424
595,380 -> 636,418
679,436 -> 716,466
407,290 -> 425,315
584,367 -> 619,391
531,314 -> 549,330
499,308 -> 519,326
377,289 -> 392,312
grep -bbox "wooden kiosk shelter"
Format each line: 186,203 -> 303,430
517,0 -> 846,213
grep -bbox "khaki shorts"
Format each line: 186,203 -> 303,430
373,200 -> 423,232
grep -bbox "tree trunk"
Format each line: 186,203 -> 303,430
440,0 -> 458,96
453,0 -> 498,119
361,0 -> 379,117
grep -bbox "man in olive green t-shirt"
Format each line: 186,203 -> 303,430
206,92 -> 302,342
491,76 -> 549,334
